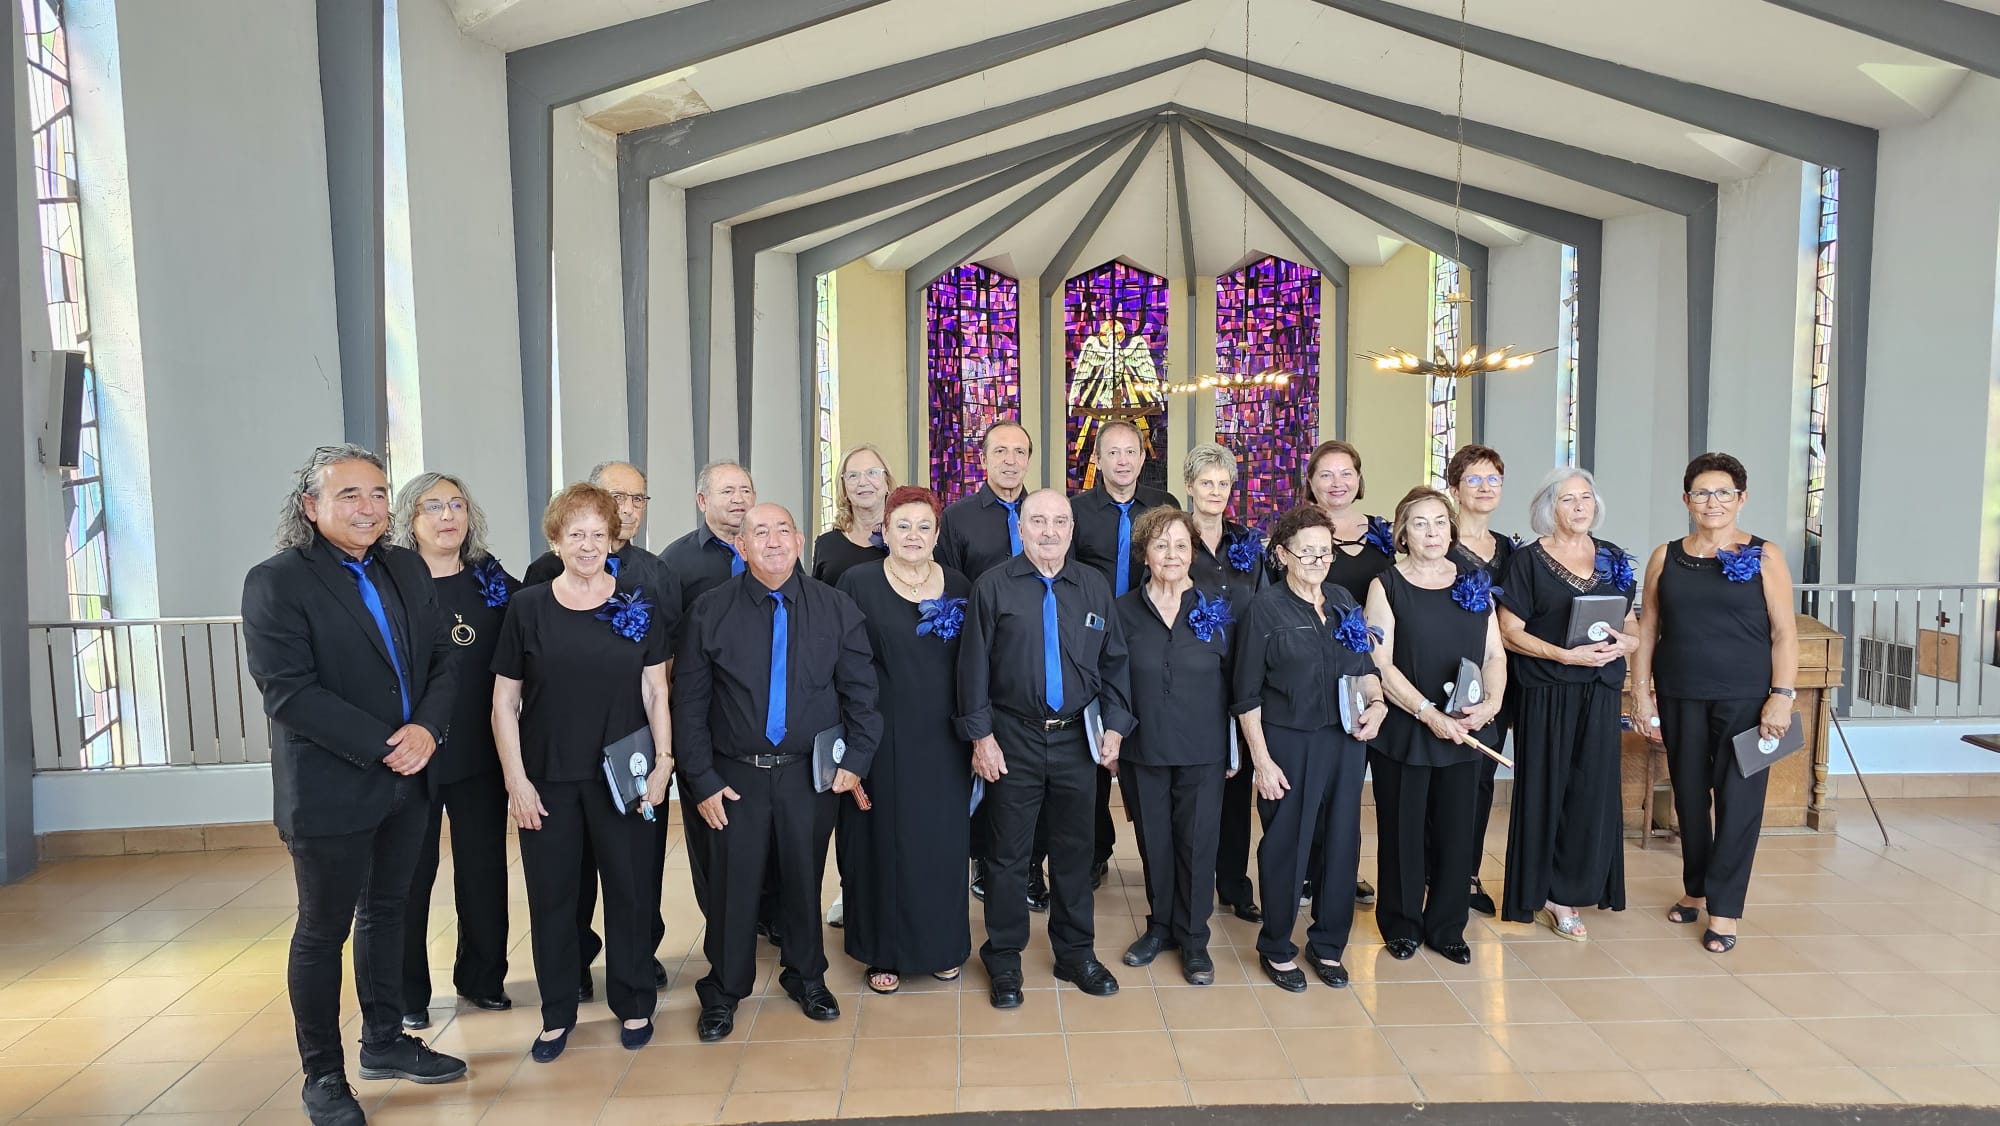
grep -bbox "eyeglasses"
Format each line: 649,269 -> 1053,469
1285,548 -> 1334,564
1688,488 -> 1743,503
418,499 -> 467,517
607,491 -> 651,506
842,467 -> 887,482
1459,474 -> 1503,488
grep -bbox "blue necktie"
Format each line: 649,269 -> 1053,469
340,559 -> 410,724
1113,500 -> 1135,596
1040,575 -> 1064,714
606,554 -> 620,577
728,543 -> 746,576
998,497 -> 1022,556
766,591 -> 787,746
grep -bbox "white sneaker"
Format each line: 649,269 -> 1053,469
827,894 -> 844,928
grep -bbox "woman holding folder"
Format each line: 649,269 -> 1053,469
1364,488 -> 1508,965
1630,453 -> 1798,954
1496,468 -> 1636,939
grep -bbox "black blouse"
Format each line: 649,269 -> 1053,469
1115,584 -> 1233,767
811,528 -> 887,587
431,561 -> 517,785
1324,514 -> 1396,602
490,578 -> 671,783
1373,567 -> 1492,768
1651,537 -> 1774,700
1498,538 -> 1635,690
1449,530 -> 1516,585
1189,519 -> 1267,616
1231,581 -> 1378,733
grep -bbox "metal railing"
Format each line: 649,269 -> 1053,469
28,617 -> 269,771
1796,583 -> 2000,721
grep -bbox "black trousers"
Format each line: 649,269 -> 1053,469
281,785 -> 428,1079
1659,695 -> 1771,919
1468,751 -> 1502,884
1092,764 -> 1117,867
975,794 -> 1051,876
1123,759 -> 1225,948
1214,765 -> 1256,908
1255,724 -> 1364,964
981,713 -> 1097,974
400,770 -> 510,1012
574,814 -> 672,982
1371,750 -> 1477,949
519,780 -> 658,1029
695,756 -> 835,1009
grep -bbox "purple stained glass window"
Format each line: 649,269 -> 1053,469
1064,261 -> 1169,493
926,264 -> 1021,504
1215,256 -> 1320,520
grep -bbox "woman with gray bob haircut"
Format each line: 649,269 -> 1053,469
387,471 -> 521,1027
1526,466 -> 1608,536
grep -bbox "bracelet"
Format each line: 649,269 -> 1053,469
1769,687 -> 1796,699
1413,700 -> 1435,717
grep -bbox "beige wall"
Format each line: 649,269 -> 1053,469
831,261 -> 910,482
1346,244 -> 1433,503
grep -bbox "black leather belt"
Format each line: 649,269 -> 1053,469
1002,708 -> 1085,731
739,752 -> 806,769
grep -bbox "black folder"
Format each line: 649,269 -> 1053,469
600,727 -> 653,815
1732,720 -> 1805,778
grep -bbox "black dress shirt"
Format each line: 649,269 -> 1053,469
672,571 -> 882,803
1189,519 -> 1267,614
1069,483 -> 1180,596
955,555 -> 1136,742
937,483 -> 1026,581
1116,584 -> 1232,767
1231,581 -> 1378,731
657,523 -> 748,648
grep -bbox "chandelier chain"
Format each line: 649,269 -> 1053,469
1453,0 -> 1466,270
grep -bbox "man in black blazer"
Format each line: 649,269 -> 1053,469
242,445 -> 467,1126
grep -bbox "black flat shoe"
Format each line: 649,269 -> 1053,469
619,1020 -> 654,1050
1026,869 -> 1050,913
1468,879 -> 1497,918
1668,903 -> 1703,925
400,1011 -> 430,1031
1229,900 -> 1263,923
988,969 -> 1024,1009
653,959 -> 669,989
1122,931 -> 1170,967
1429,941 -> 1473,965
1703,929 -> 1737,954
791,985 -> 841,1021
696,1004 -> 735,1042
301,1072 -> 365,1126
970,860 -> 988,901
1090,859 -> 1110,889
1259,954 -> 1308,993
457,992 -> 512,1012
577,975 -> 595,1004
1385,937 -> 1419,961
1053,958 -> 1120,997
1355,880 -> 1377,906
1311,959 -> 1350,989
1181,947 -> 1215,986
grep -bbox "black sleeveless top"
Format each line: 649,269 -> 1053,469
1323,514 -> 1395,602
1651,536 -> 1773,700
1374,567 -> 1494,767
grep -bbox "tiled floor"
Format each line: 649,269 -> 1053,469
5,796 -> 2000,1123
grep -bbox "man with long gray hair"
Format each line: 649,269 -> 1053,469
243,445 -> 468,1125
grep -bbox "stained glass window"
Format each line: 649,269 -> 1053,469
1064,261 -> 1169,493
1556,243 -> 1580,467
23,0 -> 119,765
382,0 -> 423,481
1427,253 -> 1463,490
925,264 -> 1020,504
1215,255 -> 1320,519
814,272 -> 839,533
1804,166 -> 1837,586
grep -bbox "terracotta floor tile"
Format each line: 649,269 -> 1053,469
1254,983 -> 1372,1028
1488,1022 -> 1627,1073
0,979 -> 101,1019
120,942 -> 254,979
477,1097 -> 597,1126
1642,1067 -> 1779,1102
1184,1078 -> 1306,1105
844,1034 -> 957,1090
1413,1072 -> 1539,1102
1381,1025 -> 1515,1076
958,1032 -> 1069,1087
615,1042 -> 742,1096
1872,1066 -> 2000,1104
1351,981 -> 1475,1026
729,1039 -> 853,1093
1650,974 -> 1786,1021
147,1056 -> 301,1114
1301,1074 -> 1422,1103
85,910 -> 212,945
24,941 -> 167,980
98,1014 -> 253,1064
1068,1030 -> 1181,1083
1738,972 -> 1887,1019
834,1086 -> 959,1118
1156,984 -> 1269,1030
1056,984 -> 1165,1033
497,1043 -> 633,1101
1701,1018 -> 1852,1070
1754,1066 -> 1901,1103
596,1093 -> 724,1125
953,1084 -> 1073,1112
1073,1081 -> 1189,1108
1447,980 -> 1579,1025
1923,1013 -> 2000,1065
850,991 -> 958,1038
1506,938 -> 1633,980
1172,1028 -> 1292,1081
1276,1026 -> 1405,1078
956,992 -> 1063,1035
1590,1020 -> 1736,1071
1527,1070 -> 1661,1100
162,974 -> 288,1016
24,1060 -> 197,1117
742,994 -> 858,1041
0,1016 -> 146,1066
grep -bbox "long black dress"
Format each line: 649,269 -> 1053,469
813,528 -> 887,587
835,560 -> 974,975
1497,538 -> 1633,925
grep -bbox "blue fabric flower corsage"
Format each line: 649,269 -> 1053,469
1717,544 -> 1763,583
1333,604 -> 1383,653
1364,514 -> 1395,556
1226,530 -> 1263,574
1188,590 -> 1233,643
471,557 -> 511,608
869,528 -> 887,550
916,595 -> 967,642
1451,568 -> 1501,613
596,589 -> 652,643
1593,545 -> 1636,592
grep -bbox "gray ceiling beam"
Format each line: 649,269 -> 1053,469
1191,49 -> 1714,214
507,0 -> 895,107
1759,0 -> 2000,79
1038,121 -> 1169,292
1168,121 -> 1198,296
626,0 -> 1192,179
1190,113 -> 1488,275
1181,121 -> 1348,287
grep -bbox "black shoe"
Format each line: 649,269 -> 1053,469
1053,959 -> 1120,997
653,959 -> 669,990
1090,859 -> 1110,890
1311,958 -> 1350,989
358,1034 -> 467,1084
697,1004 -> 735,1042
1181,947 -> 1215,986
457,992 -> 512,1012
529,1026 -> 572,1063
790,985 -> 841,1022
578,974 -> 595,1004
1385,937 -> 1420,961
619,1020 -> 655,1050
1430,941 -> 1473,965
1259,954 -> 1308,993
1026,868 -> 1050,913
755,921 -> 784,948
1355,880 -> 1377,906
1468,888 -> 1497,918
301,1072 -> 365,1126
970,860 -> 988,901
988,969 -> 1025,1009
1122,930 -> 1172,967
400,1010 -> 430,1030
1229,900 -> 1263,923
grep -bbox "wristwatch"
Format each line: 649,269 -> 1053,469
1769,687 -> 1796,699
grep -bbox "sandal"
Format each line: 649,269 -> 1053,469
865,968 -> 900,994
1538,908 -> 1589,942
1703,924 -> 1737,954
1667,902 -> 1702,925
931,967 -> 962,982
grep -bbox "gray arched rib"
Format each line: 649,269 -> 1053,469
1168,120 -> 1198,296
1038,121 -> 1170,294
1180,122 -> 1348,286
1759,0 -> 2000,78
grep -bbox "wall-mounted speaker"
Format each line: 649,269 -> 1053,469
31,349 -> 87,470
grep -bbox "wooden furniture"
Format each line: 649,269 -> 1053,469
1961,733 -> 2000,754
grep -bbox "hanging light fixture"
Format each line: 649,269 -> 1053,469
1362,0 -> 1548,379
